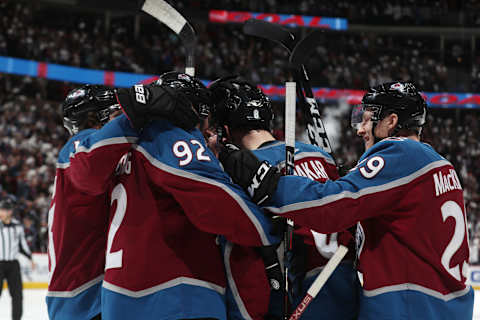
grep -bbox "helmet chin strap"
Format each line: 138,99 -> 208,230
372,121 -> 383,145
372,121 -> 398,145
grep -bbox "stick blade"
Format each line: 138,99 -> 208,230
141,0 -> 186,34
243,19 -> 296,53
141,0 -> 196,75
289,30 -> 325,68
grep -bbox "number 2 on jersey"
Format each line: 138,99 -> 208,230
441,200 -> 469,282
105,183 -> 127,270
47,204 -> 56,284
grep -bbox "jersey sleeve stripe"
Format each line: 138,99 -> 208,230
295,151 -> 336,165
265,159 -> 450,214
73,136 -> 137,157
56,136 -> 137,169
47,275 -> 104,298
102,276 -> 225,298
223,242 -> 253,320
363,283 -> 471,302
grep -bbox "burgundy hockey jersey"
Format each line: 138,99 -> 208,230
222,141 -> 358,320
65,117 -> 278,320
265,137 -> 473,320
46,116 -> 137,320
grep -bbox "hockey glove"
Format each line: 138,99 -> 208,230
219,144 -> 281,205
116,83 -> 201,131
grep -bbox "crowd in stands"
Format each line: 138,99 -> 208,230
0,75 -> 68,252
0,1 -> 479,262
1,1 -> 477,92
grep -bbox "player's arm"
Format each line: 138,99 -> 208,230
66,115 -> 138,195
221,140 -> 426,234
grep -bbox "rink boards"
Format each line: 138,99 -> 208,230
3,253 -> 480,290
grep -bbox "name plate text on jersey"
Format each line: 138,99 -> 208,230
293,159 -> 329,182
433,168 -> 462,196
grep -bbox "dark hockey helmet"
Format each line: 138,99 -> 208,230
209,75 -> 273,131
155,71 -> 211,118
352,81 -> 427,135
62,84 -> 120,135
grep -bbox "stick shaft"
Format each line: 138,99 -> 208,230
288,245 -> 349,320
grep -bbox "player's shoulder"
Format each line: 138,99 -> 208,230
58,129 -> 97,164
295,141 -> 335,164
137,120 -> 218,171
367,137 -> 443,162
295,141 -> 331,156
357,137 -> 447,178
80,114 -> 137,148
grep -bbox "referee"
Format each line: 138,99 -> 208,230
0,197 -> 35,320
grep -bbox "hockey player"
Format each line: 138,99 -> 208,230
46,85 -> 135,320
46,82 -> 193,320
66,72 -> 279,320
217,81 -> 474,320
208,76 -> 359,320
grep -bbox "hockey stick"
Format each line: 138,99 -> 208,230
244,20 -> 336,160
289,30 -> 336,163
288,30 -> 349,320
288,245 -> 348,320
141,0 -> 196,76
283,81 -> 296,320
244,19 -> 297,319
243,19 -> 296,55
244,20 -> 348,319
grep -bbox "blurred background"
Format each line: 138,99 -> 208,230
0,0 -> 480,295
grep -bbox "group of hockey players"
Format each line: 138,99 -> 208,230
45,69 -> 473,320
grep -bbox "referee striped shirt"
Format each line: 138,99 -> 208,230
0,218 -> 32,261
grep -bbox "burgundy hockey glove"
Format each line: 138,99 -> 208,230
219,144 -> 281,205
116,83 -> 201,131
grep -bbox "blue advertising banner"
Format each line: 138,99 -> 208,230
1,56 -> 479,109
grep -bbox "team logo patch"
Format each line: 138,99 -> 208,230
247,100 -> 261,107
178,73 -> 191,82
390,82 -> 405,92
270,279 -> 280,290
67,89 -> 85,100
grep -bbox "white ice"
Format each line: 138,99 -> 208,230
0,289 -> 480,320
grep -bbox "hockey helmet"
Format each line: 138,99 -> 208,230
155,71 -> 211,118
209,75 -> 273,131
351,81 -> 427,135
62,84 -> 120,135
